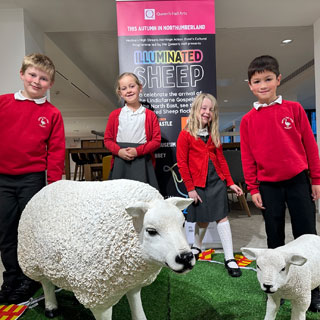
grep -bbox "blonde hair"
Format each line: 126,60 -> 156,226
21,53 -> 55,82
186,93 -> 221,147
115,72 -> 142,100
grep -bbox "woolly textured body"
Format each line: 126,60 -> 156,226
18,179 -> 163,308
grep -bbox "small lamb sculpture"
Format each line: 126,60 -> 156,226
242,234 -> 320,320
18,179 -> 195,320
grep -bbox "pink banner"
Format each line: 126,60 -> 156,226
117,0 -> 215,36
116,0 -> 216,196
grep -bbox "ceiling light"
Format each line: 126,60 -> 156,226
224,99 -> 228,103
281,39 -> 293,44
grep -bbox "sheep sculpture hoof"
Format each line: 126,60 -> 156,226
44,308 -> 59,318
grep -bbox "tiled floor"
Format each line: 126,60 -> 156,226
1,200 -> 319,287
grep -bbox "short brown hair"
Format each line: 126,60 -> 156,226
248,55 -> 280,83
20,53 -> 56,82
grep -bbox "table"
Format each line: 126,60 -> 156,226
65,147 -> 110,180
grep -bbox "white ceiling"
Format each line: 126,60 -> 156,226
1,0 -> 320,137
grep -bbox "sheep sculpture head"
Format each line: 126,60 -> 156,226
126,197 -> 195,273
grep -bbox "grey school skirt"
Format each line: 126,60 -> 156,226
109,142 -> 159,190
186,159 -> 229,223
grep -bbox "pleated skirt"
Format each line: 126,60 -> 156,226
186,159 -> 228,223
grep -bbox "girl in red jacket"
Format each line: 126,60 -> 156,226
177,93 -> 243,277
104,72 -> 161,189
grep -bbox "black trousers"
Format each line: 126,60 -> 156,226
0,172 -> 45,285
259,170 -> 317,249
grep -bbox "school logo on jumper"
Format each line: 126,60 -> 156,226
144,9 -> 155,20
281,117 -> 294,129
38,116 -> 49,128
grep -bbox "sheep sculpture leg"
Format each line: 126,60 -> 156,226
41,277 -> 113,320
90,307 -> 112,320
126,287 -> 147,320
41,279 -> 58,318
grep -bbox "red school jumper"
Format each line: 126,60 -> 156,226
240,100 -> 320,195
0,94 -> 65,183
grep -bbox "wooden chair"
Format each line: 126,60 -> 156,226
223,150 -> 251,217
102,155 -> 112,180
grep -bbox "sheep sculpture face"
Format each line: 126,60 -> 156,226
17,179 -> 195,320
127,198 -> 194,273
242,234 -> 320,320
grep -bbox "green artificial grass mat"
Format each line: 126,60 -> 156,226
18,253 -> 319,319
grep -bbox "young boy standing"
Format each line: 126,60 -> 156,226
240,55 -> 320,312
0,53 -> 65,304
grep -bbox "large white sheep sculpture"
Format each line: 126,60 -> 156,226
17,179 -> 195,320
242,234 -> 320,320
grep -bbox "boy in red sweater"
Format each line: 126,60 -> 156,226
0,53 -> 65,304
240,55 -> 320,312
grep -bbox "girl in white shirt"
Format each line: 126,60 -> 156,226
104,73 -> 161,189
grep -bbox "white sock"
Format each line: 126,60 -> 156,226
192,224 -> 207,252
217,220 -> 238,268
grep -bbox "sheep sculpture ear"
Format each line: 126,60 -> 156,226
125,202 -> 151,233
165,197 -> 194,210
287,253 -> 307,266
241,248 -> 265,260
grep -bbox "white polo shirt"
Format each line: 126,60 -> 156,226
116,105 -> 147,144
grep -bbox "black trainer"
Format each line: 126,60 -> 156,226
0,283 -> 15,303
7,279 -> 40,304
309,287 -> 320,312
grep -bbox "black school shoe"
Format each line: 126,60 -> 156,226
7,279 -> 41,304
224,259 -> 242,277
309,287 -> 320,312
0,283 -> 15,303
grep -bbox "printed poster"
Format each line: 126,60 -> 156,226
117,0 -> 216,197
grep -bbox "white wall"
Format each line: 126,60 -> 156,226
24,11 -> 44,55
0,9 -> 45,94
0,9 -> 26,93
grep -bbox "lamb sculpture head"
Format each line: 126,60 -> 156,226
242,248 -> 307,295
